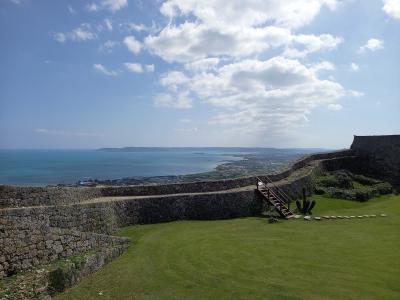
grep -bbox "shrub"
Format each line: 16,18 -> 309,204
314,170 -> 393,202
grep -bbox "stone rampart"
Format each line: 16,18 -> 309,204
350,135 -> 400,188
0,186 -> 102,209
0,208 -> 128,278
0,149 -> 353,209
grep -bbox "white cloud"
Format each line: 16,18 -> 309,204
93,64 -> 118,76
119,22 -> 160,34
160,0 -> 340,30
154,92 -> 192,109
145,64 -> 155,72
350,62 -> 360,72
104,18 -> 113,31
99,40 -> 119,53
124,63 -> 155,73
35,128 -> 104,138
52,24 -> 96,43
157,56 -> 361,130
123,36 -> 142,54
87,3 -> 99,11
68,5 -> 76,14
52,32 -> 67,43
71,24 -> 96,41
87,0 -> 128,13
160,71 -> 189,91
124,63 -> 143,73
145,2 -> 343,63
327,103 -> 343,111
311,61 -> 336,73
184,58 -> 220,72
9,0 -> 21,5
283,34 -> 343,58
359,38 -> 384,52
145,1 -> 356,137
383,0 -> 400,19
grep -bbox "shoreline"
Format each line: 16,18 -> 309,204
0,149 -> 323,187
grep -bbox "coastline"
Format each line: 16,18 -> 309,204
0,148 -> 324,187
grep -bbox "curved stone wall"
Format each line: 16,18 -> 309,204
0,149 -> 353,209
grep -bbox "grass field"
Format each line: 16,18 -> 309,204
57,194 -> 400,300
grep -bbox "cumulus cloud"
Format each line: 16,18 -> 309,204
87,0 -> 128,13
124,63 -> 143,73
154,92 -> 192,109
350,62 -> 360,72
145,64 -> 155,72
158,56 -> 361,131
160,0 -> 340,30
93,64 -> 118,76
123,36 -> 142,54
143,1 -> 357,137
283,34 -> 343,58
383,0 -> 400,19
359,38 -> 384,52
52,24 -> 96,43
124,63 -> 155,73
184,58 -> 220,72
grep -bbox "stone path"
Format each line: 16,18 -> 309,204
301,213 -> 387,221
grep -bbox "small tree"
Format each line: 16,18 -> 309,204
296,188 -> 316,215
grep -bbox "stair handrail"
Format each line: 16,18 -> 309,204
256,177 -> 288,207
262,175 -> 292,205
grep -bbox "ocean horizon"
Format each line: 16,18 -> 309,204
0,147 -> 322,186
0,148 -> 252,186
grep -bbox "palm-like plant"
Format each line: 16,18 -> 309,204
296,188 -> 316,215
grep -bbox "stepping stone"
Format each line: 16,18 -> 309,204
337,216 -> 343,219
350,216 -> 356,218
330,216 -> 337,219
304,216 -> 312,221
294,215 -> 302,219
344,216 -> 350,219
323,216 -> 330,219
380,214 -> 387,217
370,214 -> 377,217
314,217 -> 322,220
364,215 -> 369,218
357,216 -> 363,218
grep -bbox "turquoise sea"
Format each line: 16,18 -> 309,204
0,149 -> 248,186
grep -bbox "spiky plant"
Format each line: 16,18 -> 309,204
296,188 -> 316,215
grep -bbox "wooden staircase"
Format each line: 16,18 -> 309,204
256,177 -> 294,219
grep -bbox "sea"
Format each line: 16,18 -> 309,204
0,149 -> 250,186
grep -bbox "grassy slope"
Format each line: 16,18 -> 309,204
57,195 -> 400,300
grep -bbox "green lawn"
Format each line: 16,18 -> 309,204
57,194 -> 400,300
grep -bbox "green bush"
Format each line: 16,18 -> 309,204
314,170 -> 392,202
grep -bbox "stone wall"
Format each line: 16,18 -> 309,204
0,208 -> 129,278
0,149 -> 353,209
0,186 -> 101,209
350,135 -> 400,188
1,143 -> 387,284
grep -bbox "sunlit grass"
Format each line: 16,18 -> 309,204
57,194 -> 400,300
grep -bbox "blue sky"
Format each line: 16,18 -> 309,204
0,0 -> 399,149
